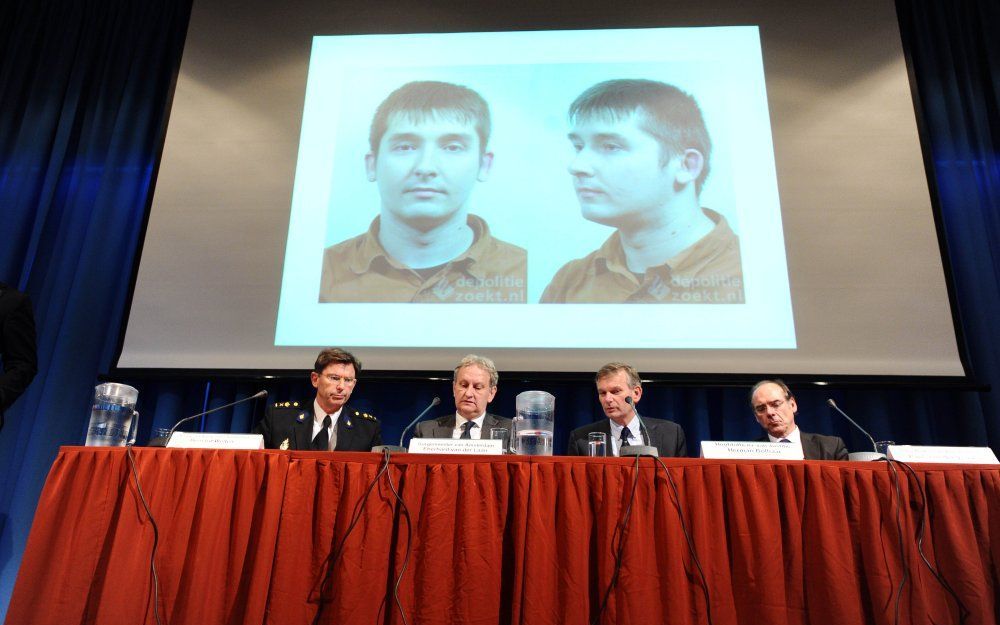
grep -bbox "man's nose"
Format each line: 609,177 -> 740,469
413,147 -> 439,176
568,150 -> 594,177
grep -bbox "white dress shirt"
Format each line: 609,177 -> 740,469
312,399 -> 343,451
452,412 -> 486,439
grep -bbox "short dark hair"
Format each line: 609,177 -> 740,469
368,81 -> 491,157
595,362 -> 642,389
313,348 -> 362,375
749,379 -> 792,407
569,79 -> 712,195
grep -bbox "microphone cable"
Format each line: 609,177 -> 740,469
376,449 -> 413,625
591,453 -> 642,625
884,458 -> 969,624
653,455 -> 713,625
125,444 -> 165,625
311,449 -> 392,625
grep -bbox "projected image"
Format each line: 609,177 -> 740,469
319,81 -> 527,304
276,28 -> 795,349
541,79 -> 743,304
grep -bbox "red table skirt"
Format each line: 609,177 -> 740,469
6,448 -> 999,625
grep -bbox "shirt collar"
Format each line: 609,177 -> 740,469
591,208 -> 733,279
455,412 -> 486,428
347,213 -> 494,280
313,398 -> 343,426
767,425 -> 801,444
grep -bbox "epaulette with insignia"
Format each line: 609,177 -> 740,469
273,401 -> 301,408
353,410 -> 378,422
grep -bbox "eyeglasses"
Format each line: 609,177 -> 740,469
322,374 -> 357,386
753,398 -> 786,414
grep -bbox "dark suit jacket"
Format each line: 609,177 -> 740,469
0,283 -> 38,416
567,417 -> 687,457
254,403 -> 382,451
758,431 -> 849,460
412,412 -> 512,439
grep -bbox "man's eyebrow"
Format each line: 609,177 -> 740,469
567,132 -> 628,143
437,132 -> 473,144
385,132 -> 421,143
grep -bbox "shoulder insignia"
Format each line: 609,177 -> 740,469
358,411 -> 378,422
279,438 -> 290,450
293,401 -> 299,407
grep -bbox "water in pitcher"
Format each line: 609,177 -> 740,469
515,429 -> 553,456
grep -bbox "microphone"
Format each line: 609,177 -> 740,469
371,396 -> 441,453
826,398 -> 883,461
620,397 -> 658,457
154,390 -> 268,447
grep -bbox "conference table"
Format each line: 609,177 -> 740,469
5,447 -> 999,625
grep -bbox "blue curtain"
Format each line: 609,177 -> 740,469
0,0 -> 193,616
0,0 -> 998,619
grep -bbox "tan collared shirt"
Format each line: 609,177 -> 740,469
319,214 -> 527,303
540,208 -> 744,304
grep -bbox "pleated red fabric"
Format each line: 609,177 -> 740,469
6,448 -> 998,625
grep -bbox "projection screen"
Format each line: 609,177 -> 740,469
115,0 -> 965,377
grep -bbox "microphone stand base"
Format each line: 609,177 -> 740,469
371,445 -> 407,453
619,445 -> 658,457
848,451 -> 886,462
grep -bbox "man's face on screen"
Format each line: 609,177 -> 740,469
310,362 -> 357,415
567,111 -> 681,229
751,382 -> 798,439
452,364 -> 497,420
366,112 -> 493,231
596,370 -> 642,426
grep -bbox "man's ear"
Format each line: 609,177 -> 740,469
477,151 -> 494,182
364,152 -> 377,182
674,148 -> 705,186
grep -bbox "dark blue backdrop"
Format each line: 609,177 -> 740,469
1,0 -> 998,619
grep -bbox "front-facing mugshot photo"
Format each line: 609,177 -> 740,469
319,81 -> 527,304
541,79 -> 744,304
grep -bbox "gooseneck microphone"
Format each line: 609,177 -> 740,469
158,390 -> 268,447
826,398 -> 883,461
371,396 -> 441,453
620,397 -> 658,457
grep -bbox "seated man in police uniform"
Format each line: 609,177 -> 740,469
412,354 -> 512,439
567,362 -> 686,457
750,379 -> 848,460
254,347 -> 381,451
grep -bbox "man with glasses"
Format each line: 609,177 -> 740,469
254,347 -> 382,451
750,379 -> 848,460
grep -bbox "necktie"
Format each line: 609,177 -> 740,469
779,438 -> 791,443
312,415 -> 332,451
619,427 -> 632,455
460,421 -> 476,439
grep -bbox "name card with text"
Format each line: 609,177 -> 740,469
887,445 -> 999,464
701,440 -> 804,460
167,433 -> 265,449
408,438 -> 504,455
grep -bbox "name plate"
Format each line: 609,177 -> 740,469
167,432 -> 265,450
408,438 -> 504,455
887,445 -> 999,464
700,440 -> 804,460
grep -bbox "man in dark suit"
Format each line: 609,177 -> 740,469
254,348 -> 381,451
567,362 -> 686,457
750,379 -> 848,460
413,354 -> 512,441
0,282 -> 38,431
